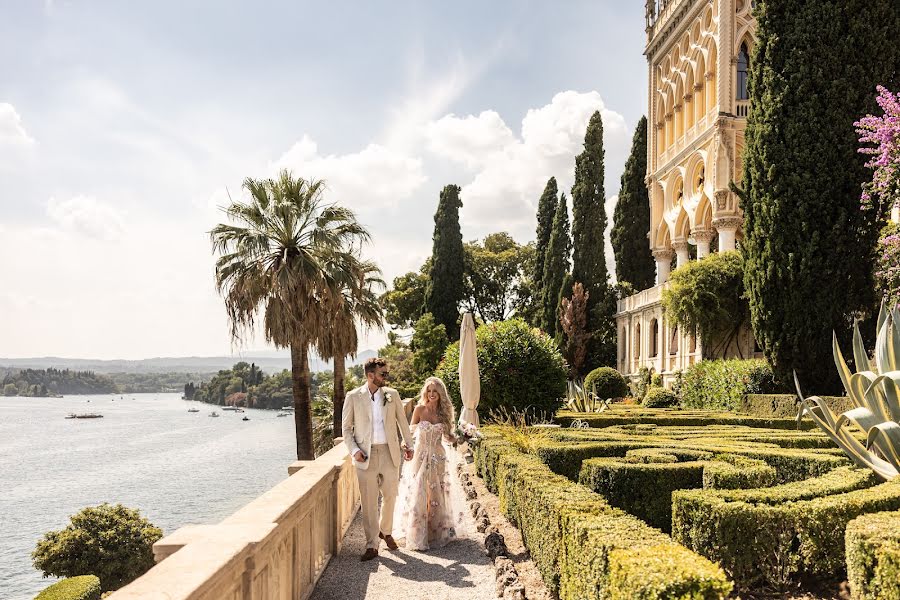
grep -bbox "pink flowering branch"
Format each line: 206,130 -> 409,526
855,85 -> 900,216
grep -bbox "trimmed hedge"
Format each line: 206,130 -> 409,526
34,576 -> 101,600
741,393 -> 854,418
681,359 -> 782,411
846,510 -> 900,600
673,472 -> 900,589
584,366 -> 629,400
475,434 -> 733,599
556,410 -> 817,431
642,386 -> 677,408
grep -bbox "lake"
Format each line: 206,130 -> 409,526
0,393 -> 299,600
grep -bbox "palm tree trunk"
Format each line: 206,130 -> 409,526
332,353 -> 345,439
291,343 -> 314,460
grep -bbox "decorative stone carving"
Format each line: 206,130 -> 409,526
691,228 -> 716,243
714,190 -> 729,210
652,248 -> 676,260
712,216 -> 744,230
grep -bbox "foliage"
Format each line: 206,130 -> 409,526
612,116 -> 655,292
737,0 -> 900,393
34,576 -> 101,600
559,282 -> 591,377
797,303 -> 900,481
1,368 -> 116,397
463,232 -> 533,323
845,510 -> 900,600
192,362 -> 305,409
376,337 -> 420,399
32,504 -> 162,592
855,86 -> 900,220
630,366 -> 653,402
584,366 -> 629,400
876,222 -> 900,306
741,393 -> 852,418
424,184 -> 465,341
661,251 -> 747,359
529,177 -> 560,327
541,192 -> 571,337
680,358 -> 781,412
410,312 -> 449,379
563,379 -> 610,413
434,319 -> 566,420
642,386 -> 677,408
380,260 -> 430,330
211,170 -> 374,460
571,110 -> 616,370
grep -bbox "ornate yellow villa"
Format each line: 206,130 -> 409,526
615,0 -> 761,383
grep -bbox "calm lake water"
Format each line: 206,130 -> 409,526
0,393 -> 299,600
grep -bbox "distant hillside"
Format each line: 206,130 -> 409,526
0,350 -> 377,375
2,368 -> 117,397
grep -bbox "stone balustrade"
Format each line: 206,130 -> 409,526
107,441 -> 359,600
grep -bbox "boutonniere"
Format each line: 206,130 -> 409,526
383,390 -> 393,406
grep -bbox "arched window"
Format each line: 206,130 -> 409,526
669,326 -> 679,355
650,319 -> 659,357
634,324 -> 641,359
737,43 -> 750,100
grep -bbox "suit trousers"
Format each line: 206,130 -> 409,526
356,444 -> 400,549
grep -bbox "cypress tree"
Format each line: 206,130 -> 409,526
611,117 -> 655,291
571,110 -> 615,368
534,177 -> 559,298
541,192 -> 571,337
424,184 -> 465,341
739,0 -> 900,392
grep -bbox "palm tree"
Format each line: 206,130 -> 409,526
316,261 -> 385,438
211,170 -> 373,459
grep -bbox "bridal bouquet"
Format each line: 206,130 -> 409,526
455,422 -> 483,447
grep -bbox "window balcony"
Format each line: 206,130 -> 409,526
736,100 -> 750,118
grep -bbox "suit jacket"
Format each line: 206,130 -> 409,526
342,384 -> 413,470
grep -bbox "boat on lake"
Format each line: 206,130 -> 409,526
222,406 -> 240,411
209,412 -> 220,417
187,407 -> 200,413
276,412 -> 290,417
242,416 -> 250,421
280,406 -> 294,411
65,413 -> 104,419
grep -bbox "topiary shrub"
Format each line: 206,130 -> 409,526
33,504 -> 163,592
34,575 -> 101,600
630,366 -> 652,401
642,386 -> 677,408
584,367 -> 629,400
681,358 -> 782,411
434,319 -> 566,421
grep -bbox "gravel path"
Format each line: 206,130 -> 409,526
311,506 -> 496,600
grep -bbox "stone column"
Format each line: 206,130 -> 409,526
692,229 -> 715,259
712,216 -> 743,252
672,240 -> 690,268
653,248 -> 675,284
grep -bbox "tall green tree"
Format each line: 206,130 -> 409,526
463,232 -> 533,323
541,192 -> 571,337
571,110 -> 616,368
530,178 -> 559,320
211,170 -> 372,459
380,260 -> 430,330
738,0 -> 900,391
424,184 -> 465,340
410,312 -> 450,378
315,261 -> 384,437
612,116 -> 655,291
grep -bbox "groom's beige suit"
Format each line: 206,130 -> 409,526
342,384 -> 413,550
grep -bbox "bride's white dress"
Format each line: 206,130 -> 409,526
393,420 -> 468,550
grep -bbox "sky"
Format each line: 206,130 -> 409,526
0,1 -> 648,360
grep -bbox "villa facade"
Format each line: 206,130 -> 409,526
616,0 -> 762,383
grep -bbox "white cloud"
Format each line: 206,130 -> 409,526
46,195 -> 126,241
0,103 -> 35,146
269,135 -> 427,212
423,90 -> 630,238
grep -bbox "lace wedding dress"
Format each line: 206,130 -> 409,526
394,420 -> 467,550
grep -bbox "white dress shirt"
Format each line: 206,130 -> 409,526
367,384 -> 387,445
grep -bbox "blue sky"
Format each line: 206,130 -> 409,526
0,1 -> 648,359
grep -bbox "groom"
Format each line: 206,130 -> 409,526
342,357 -> 413,561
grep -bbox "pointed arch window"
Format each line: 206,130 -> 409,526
737,43 -> 750,100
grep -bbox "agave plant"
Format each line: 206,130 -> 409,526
796,303 -> 900,481
565,379 -> 612,413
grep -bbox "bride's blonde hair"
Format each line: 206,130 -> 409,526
418,376 -> 455,431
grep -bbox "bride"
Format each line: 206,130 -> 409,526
395,376 -> 467,551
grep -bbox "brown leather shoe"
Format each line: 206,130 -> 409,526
379,532 -> 399,550
360,548 -> 378,561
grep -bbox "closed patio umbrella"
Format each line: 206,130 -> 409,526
458,312 -> 480,427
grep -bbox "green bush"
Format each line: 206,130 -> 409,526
584,367 -> 629,400
741,393 -> 854,418
630,366 -> 652,401
642,386 -> 677,408
435,319 -> 566,420
33,504 -> 163,592
702,454 -> 776,490
672,474 -> 900,589
681,359 -> 782,411
475,434 -> 732,599
555,410 -> 817,431
846,510 -> 900,600
34,576 -> 101,600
